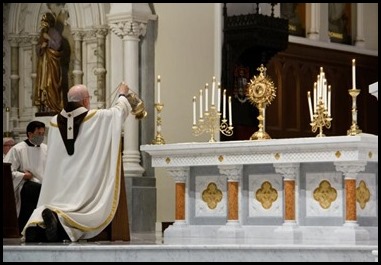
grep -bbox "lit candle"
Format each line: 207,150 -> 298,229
328,85 -> 331,117
313,82 -> 317,113
205,83 -> 208,112
193,96 -> 196,125
211,76 -> 216,106
352,59 -> 356,89
6,107 -> 10,132
307,91 -> 313,122
157,75 -> 161,103
217,83 -> 221,112
199,89 -> 203,119
228,96 -> 232,126
223,89 -> 226,119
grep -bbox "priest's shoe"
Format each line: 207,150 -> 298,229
25,226 -> 47,243
42,208 -> 59,242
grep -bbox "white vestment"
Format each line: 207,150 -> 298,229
22,96 -> 130,241
3,141 -> 47,216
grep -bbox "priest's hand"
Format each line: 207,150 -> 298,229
119,82 -> 129,95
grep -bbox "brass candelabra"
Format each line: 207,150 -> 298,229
192,105 -> 233,143
152,103 -> 166,144
310,98 -> 332,137
347,88 -> 362,136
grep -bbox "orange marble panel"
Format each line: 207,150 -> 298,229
175,183 -> 185,220
345,179 -> 356,221
284,180 -> 295,220
228,181 -> 238,220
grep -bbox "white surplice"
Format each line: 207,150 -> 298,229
22,96 -> 130,241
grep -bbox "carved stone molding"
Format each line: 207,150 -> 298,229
71,30 -> 84,41
334,161 -> 367,180
167,167 -> 190,183
274,163 -> 300,180
218,165 -> 243,182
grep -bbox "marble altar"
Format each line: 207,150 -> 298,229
141,134 -> 378,245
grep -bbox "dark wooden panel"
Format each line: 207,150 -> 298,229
3,162 -> 20,238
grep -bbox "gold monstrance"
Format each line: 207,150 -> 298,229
246,64 -> 276,140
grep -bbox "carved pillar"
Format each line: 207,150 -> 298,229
109,19 -> 147,178
71,31 -> 84,85
30,34 -> 39,105
354,3 -> 365,48
9,36 -> 20,124
219,165 -> 242,225
94,27 -> 108,108
334,161 -> 366,226
274,163 -> 299,225
167,167 -> 189,225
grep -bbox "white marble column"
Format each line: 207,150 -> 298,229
71,31 -> 84,85
9,36 -> 20,131
108,17 -> 148,177
94,26 -> 108,109
354,3 -> 365,48
306,3 -> 320,40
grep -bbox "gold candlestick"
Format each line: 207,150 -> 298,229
152,103 -> 166,144
347,89 -> 362,136
310,98 -> 332,137
192,105 -> 233,143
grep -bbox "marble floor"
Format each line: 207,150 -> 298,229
3,232 -> 378,262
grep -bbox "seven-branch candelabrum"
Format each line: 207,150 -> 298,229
307,67 -> 332,137
152,103 -> 166,144
192,79 -> 233,143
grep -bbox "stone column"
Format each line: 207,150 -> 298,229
109,19 -> 147,178
94,26 -> 108,108
30,34 -> 39,106
354,3 -> 365,48
306,3 -> 320,40
335,161 -> 366,226
71,31 -> 84,85
274,163 -> 299,225
219,165 -> 242,225
9,36 -> 20,129
167,167 -> 189,225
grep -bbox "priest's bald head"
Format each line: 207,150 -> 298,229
67,84 -> 91,110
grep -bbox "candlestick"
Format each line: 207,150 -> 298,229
212,76 -> 216,106
157,75 -> 161,103
193,96 -> 196,125
152,103 -> 166,144
223,89 -> 226,119
6,107 -> 10,132
307,91 -> 313,122
352,59 -> 356,89
328,85 -> 331,117
205,84 -> 208,112
217,83 -> 221,112
313,82 -> 317,113
199,89 -> 203,119
228,96 -> 232,126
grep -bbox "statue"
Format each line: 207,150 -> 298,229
34,11 -> 63,114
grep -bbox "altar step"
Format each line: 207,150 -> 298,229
3,232 -> 378,262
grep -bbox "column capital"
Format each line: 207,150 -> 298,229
218,165 -> 243,181
274,163 -> 300,180
108,17 -> 147,39
71,30 -> 85,41
167,167 -> 190,183
334,161 -> 367,179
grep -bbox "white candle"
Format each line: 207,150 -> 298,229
211,76 -> 216,106
352,59 -> 356,89
313,82 -> 317,113
193,96 -> 196,125
199,89 -> 203,119
228,96 -> 232,126
317,74 -> 321,103
328,85 -> 331,117
223,89 -> 226,119
307,91 -> 313,122
217,83 -> 221,112
157,75 -> 161,103
6,107 -> 10,132
323,79 -> 327,110
205,84 -> 208,112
